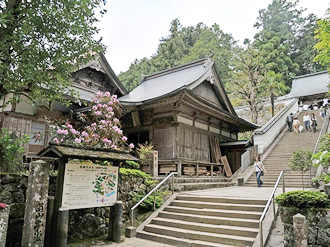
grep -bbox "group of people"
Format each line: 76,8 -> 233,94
286,112 -> 319,133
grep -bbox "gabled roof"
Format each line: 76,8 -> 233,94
119,57 -> 236,115
78,53 -> 128,96
279,71 -> 329,99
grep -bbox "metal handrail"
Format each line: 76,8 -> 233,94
130,172 -> 178,226
259,170 -> 285,247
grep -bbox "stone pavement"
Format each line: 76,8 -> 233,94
70,185 -> 310,246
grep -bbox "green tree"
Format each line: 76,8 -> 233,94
0,0 -> 105,108
226,47 -> 265,123
314,9 -> 330,70
118,20 -> 236,91
289,149 -> 312,190
253,0 -> 302,86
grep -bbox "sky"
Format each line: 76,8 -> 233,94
96,0 -> 330,74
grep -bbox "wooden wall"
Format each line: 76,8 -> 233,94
153,127 -> 175,159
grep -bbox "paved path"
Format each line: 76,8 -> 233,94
70,185 -> 311,246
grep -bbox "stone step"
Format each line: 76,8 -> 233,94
174,177 -> 229,183
158,211 -> 260,228
178,182 -> 232,191
245,182 -> 312,187
176,195 -> 267,205
164,206 -> 262,220
137,231 -> 238,247
171,200 -> 265,212
143,224 -> 256,246
151,217 -> 259,238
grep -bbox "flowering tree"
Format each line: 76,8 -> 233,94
51,91 -> 134,150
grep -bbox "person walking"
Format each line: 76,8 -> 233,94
303,112 -> 312,132
293,117 -> 301,134
286,113 -> 294,132
311,113 -> 318,133
254,156 -> 267,187
320,106 -> 326,121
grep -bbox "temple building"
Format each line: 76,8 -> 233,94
119,58 -> 257,175
0,54 -> 127,159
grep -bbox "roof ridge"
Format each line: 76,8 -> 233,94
142,57 -> 211,81
293,70 -> 328,79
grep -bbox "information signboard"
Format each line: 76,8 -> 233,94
61,160 -> 118,210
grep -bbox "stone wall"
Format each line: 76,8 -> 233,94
0,172 -> 166,245
279,206 -> 330,246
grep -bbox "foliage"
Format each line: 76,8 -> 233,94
0,0 -> 106,108
275,190 -> 330,208
289,149 -> 312,190
119,168 -> 151,179
312,173 -> 330,185
226,46 -> 265,123
0,129 -> 29,172
129,191 -> 166,212
136,143 -> 154,165
313,134 -> 330,175
118,20 -> 236,91
49,91 -> 134,150
121,160 -> 140,169
314,9 -> 330,70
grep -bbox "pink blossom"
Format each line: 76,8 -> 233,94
74,138 -> 82,144
92,134 -> 99,139
70,129 -> 79,135
104,91 -> 111,97
122,136 -> 128,141
114,118 -> 119,123
114,99 -> 119,103
95,111 -> 102,116
91,123 -> 97,127
110,112 -> 114,116
57,129 -> 68,135
66,123 -> 73,129
103,138 -> 112,144
111,144 -> 117,149
103,104 -> 107,108
53,138 -> 60,144
112,126 -> 118,130
105,114 -> 111,119
96,92 -> 103,98
106,107 -> 113,112
118,129 -> 123,135
60,139 -> 64,142
129,143 -> 135,149
0,203 -> 6,208
100,120 -> 106,125
109,101 -> 113,105
81,131 -> 88,137
93,97 -> 99,103
92,105 -> 98,110
112,95 -> 118,99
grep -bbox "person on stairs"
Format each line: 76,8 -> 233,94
254,156 -> 267,187
286,113 -> 294,132
293,117 -> 301,134
303,112 -> 312,132
311,113 -> 318,133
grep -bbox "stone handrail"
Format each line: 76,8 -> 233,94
241,145 -> 258,173
254,98 -> 298,154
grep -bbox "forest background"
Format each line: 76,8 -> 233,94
118,0 -> 329,124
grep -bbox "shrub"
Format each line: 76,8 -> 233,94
136,143 -> 153,165
121,160 -> 140,169
275,191 -> 330,208
129,191 -> 166,212
0,129 -> 29,172
120,168 -> 151,179
288,149 -> 312,190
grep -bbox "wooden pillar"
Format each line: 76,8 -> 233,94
0,205 -> 10,247
177,161 -> 182,176
52,158 -> 68,247
22,160 -> 50,247
196,163 -> 199,177
44,196 -> 55,247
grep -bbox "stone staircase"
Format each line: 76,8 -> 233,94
137,194 -> 267,246
175,177 -> 232,191
246,110 -> 320,188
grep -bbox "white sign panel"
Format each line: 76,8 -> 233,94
61,160 -> 118,210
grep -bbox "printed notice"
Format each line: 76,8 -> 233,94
61,160 -> 118,210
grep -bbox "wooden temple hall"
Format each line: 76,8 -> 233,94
119,58 -> 257,176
